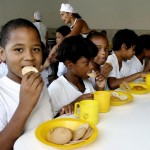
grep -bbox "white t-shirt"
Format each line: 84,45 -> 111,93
48,75 -> 95,116
106,53 -> 130,78
127,55 -> 145,74
127,55 -> 145,82
33,22 -> 47,46
57,62 -> 67,77
0,62 -> 8,78
0,76 -> 54,132
41,66 -> 52,87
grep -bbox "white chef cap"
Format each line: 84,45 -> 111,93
34,10 -> 42,20
60,3 -> 77,13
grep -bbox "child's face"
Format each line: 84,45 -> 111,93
144,49 -> 150,59
124,45 -> 136,60
91,36 -> 109,65
2,27 -> 42,83
69,57 -> 93,79
56,32 -> 65,44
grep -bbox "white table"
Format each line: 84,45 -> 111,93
14,92 -> 150,150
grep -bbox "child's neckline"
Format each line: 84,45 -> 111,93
63,75 -> 86,93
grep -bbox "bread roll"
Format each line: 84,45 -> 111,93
49,127 -> 73,145
22,66 -> 38,75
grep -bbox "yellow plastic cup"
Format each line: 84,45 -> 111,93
94,91 -> 110,113
145,74 -> 150,86
74,100 -> 99,125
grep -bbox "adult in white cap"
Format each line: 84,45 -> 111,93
33,10 -> 49,50
60,3 -> 90,38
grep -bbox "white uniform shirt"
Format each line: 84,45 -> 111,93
106,53 -> 130,78
0,62 -> 8,78
48,75 -> 95,116
57,62 -> 67,77
127,55 -> 145,74
33,22 -> 47,46
0,76 -> 53,132
41,66 -> 52,86
127,55 -> 145,82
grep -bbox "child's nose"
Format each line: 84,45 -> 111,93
24,51 -> 35,61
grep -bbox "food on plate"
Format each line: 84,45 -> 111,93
46,124 -> 93,145
72,127 -> 87,141
111,92 -> 128,101
22,66 -> 38,75
119,95 -> 128,101
46,127 -> 73,144
81,126 -> 93,140
132,85 -> 146,91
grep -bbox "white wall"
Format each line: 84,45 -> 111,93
0,0 -> 150,39
0,0 -> 66,28
68,0 -> 150,30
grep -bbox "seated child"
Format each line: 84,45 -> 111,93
0,18 -> 53,149
87,30 -> 112,89
106,29 -> 147,90
128,34 -> 150,74
40,26 -> 71,80
48,36 -> 105,116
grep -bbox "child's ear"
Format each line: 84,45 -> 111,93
0,47 -> 6,61
64,60 -> 73,69
121,43 -> 127,50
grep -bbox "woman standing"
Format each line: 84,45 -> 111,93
60,3 -> 90,38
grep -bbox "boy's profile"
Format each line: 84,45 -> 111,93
48,36 -> 105,116
106,29 -> 147,89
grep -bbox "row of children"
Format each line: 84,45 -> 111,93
0,4 -> 150,149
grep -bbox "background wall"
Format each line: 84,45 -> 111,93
0,0 -> 150,41
0,0 -> 66,35
68,0 -> 150,41
68,0 -> 150,30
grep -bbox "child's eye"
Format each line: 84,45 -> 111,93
33,48 -> 41,52
84,61 -> 89,65
14,48 -> 23,52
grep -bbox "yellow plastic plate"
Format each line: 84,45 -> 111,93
108,90 -> 133,106
120,82 -> 150,94
35,118 -> 98,150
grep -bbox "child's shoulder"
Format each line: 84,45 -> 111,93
48,76 -> 66,89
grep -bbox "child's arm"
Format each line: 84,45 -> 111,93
58,93 -> 94,116
144,60 -> 150,72
93,70 -> 106,91
107,72 -> 145,90
0,72 -> 44,150
100,62 -> 113,78
40,57 -> 51,72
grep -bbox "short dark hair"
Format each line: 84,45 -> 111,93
135,34 -> 150,55
87,30 -> 107,40
56,25 -> 71,36
56,35 -> 98,63
0,18 -> 40,48
112,29 -> 138,51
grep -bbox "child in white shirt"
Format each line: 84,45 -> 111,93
106,29 -> 147,90
48,36 -> 105,116
0,18 -> 53,149
128,34 -> 150,74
